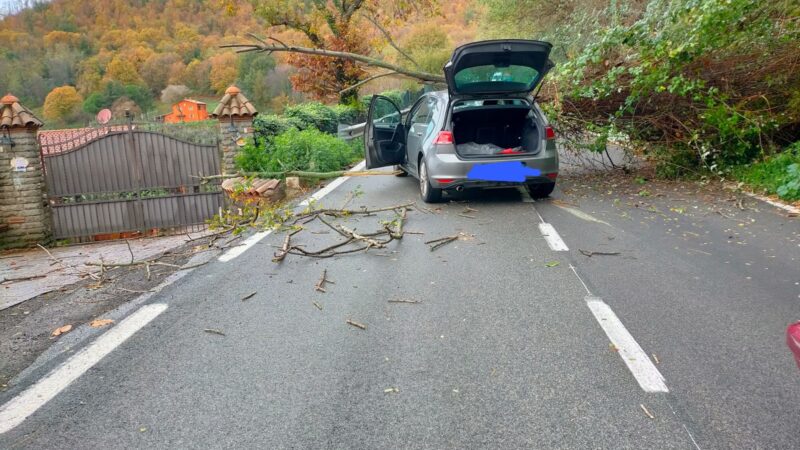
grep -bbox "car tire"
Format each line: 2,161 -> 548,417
394,165 -> 409,177
419,159 -> 443,203
527,182 -> 556,199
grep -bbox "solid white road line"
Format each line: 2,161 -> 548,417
585,296 -> 669,393
0,303 -> 169,434
299,160 -> 366,207
538,223 -> 569,251
218,160 -> 367,262
218,230 -> 272,262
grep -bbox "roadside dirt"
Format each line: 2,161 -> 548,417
0,236 -> 225,388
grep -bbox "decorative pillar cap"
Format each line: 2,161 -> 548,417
212,85 -> 257,119
0,93 -> 43,129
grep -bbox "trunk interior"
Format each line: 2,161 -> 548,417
452,103 -> 541,157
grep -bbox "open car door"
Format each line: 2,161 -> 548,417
365,95 -> 406,169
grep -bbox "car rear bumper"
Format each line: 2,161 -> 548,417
425,151 -> 559,189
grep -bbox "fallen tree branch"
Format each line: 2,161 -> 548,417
315,269 -> 334,292
221,39 -> 445,84
340,71 -> 400,94
346,319 -> 367,330
196,169 -> 402,182
578,249 -> 620,257
425,235 -> 458,252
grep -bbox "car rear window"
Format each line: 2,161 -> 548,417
453,65 -> 540,94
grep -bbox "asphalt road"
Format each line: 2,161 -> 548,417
0,167 -> 798,449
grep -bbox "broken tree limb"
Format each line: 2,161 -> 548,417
346,319 -> 367,330
578,249 -> 621,257
425,235 -> 458,252
197,169 -> 402,182
221,39 -> 445,84
336,225 -> 386,249
315,269 -> 334,293
274,228 -> 302,262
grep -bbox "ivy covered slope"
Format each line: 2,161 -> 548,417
484,0 -> 799,200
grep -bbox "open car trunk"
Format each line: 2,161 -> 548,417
452,101 -> 541,157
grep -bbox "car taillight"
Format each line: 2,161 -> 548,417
546,172 -> 558,180
498,148 -> 523,154
545,126 -> 556,140
435,178 -> 455,184
433,131 -> 454,145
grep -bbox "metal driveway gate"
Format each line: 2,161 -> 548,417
40,123 -> 222,241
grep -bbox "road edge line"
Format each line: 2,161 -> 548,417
0,303 -> 169,434
218,160 -> 367,262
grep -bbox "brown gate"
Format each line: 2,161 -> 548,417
40,122 -> 223,241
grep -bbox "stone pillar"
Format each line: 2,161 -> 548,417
0,94 -> 49,249
212,86 -> 258,175
219,116 -> 254,175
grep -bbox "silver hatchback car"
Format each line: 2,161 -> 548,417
364,39 -> 558,203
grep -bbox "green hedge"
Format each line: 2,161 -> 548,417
236,128 -> 362,174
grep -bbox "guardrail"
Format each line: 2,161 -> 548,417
337,107 -> 412,141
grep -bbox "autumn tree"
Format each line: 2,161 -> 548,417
105,56 -> 143,85
43,85 -> 83,123
141,53 -> 182,94
250,0 -> 438,104
209,53 -> 239,94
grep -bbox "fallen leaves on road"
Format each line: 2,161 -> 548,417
388,299 -> 421,304
241,291 -> 257,301
90,319 -> 114,328
640,404 -> 655,419
652,354 -> 660,364
384,387 -> 399,394
313,301 -> 323,310
51,324 -> 72,336
203,328 -> 226,336
346,319 -> 367,330
545,261 -> 560,267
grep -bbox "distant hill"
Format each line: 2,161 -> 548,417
0,0 -> 281,121
0,0 -> 480,126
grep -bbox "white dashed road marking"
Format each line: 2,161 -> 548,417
538,223 -> 569,251
218,160 -> 367,262
0,303 -> 169,434
586,297 -> 669,393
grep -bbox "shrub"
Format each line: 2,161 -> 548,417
252,114 -> 303,144
269,128 -> 361,172
283,102 -> 340,134
733,143 -> 800,200
236,128 -> 362,173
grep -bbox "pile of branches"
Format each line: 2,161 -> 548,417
273,203 -> 413,261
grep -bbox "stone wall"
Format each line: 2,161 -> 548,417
219,117 -> 253,175
0,127 -> 50,249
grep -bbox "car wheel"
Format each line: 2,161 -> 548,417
394,165 -> 409,177
419,159 -> 443,203
527,182 -> 555,199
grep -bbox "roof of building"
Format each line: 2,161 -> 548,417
211,86 -> 257,118
178,99 -> 207,105
0,94 -> 43,129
